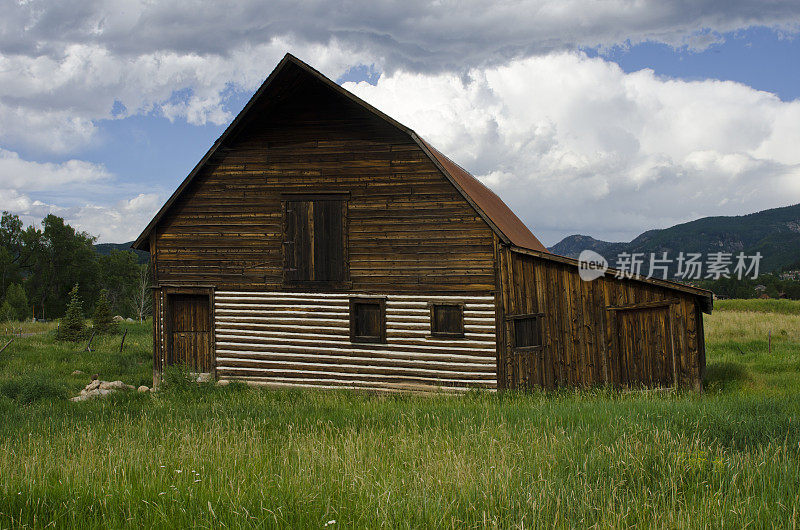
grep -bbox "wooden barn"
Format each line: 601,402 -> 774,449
133,54 -> 713,392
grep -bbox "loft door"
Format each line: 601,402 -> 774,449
282,198 -> 346,284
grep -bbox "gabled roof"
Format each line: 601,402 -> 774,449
419,139 -> 546,251
132,53 -> 547,252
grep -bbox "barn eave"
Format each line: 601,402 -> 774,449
508,246 -> 714,313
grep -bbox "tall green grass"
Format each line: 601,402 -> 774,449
0,320 -> 152,400
0,304 -> 798,528
715,298 -> 800,315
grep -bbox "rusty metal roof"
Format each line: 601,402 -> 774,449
418,139 -> 547,252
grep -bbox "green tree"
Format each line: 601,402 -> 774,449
0,212 -> 27,295
25,215 -> 98,319
92,289 -> 118,335
0,300 -> 12,323
3,283 -> 29,321
56,284 -> 86,342
98,250 -> 140,316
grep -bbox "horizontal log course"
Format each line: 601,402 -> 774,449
209,290 -> 497,390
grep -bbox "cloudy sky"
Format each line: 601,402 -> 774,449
2,1 -> 800,245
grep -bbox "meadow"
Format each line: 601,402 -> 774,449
0,300 -> 798,528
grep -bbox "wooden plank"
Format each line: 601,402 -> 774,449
607,299 -> 680,311
492,235 -> 506,391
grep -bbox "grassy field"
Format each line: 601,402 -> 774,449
0,302 -> 799,528
715,298 -> 800,316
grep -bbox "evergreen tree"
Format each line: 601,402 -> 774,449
56,284 -> 85,341
3,283 -> 28,321
92,289 -> 117,334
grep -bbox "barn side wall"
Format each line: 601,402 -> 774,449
210,291 -> 497,391
496,245 -> 705,390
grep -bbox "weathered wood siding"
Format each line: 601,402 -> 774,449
212,291 -> 497,391
150,68 -> 496,294
144,59 -> 709,393
497,244 -> 705,390
152,290 -> 164,387
168,294 -> 213,373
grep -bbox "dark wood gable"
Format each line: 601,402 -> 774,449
147,61 -> 498,294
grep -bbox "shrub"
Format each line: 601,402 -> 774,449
159,365 -> 219,396
18,377 -> 67,404
92,289 -> 118,335
3,283 -> 29,321
0,300 -> 13,323
0,376 -> 67,404
0,379 -> 23,400
160,365 -> 197,392
56,284 -> 86,342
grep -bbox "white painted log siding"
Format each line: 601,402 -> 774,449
214,291 -> 497,392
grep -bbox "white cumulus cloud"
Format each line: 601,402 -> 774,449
0,148 -> 111,190
0,188 -> 162,243
1,1 -> 799,153
345,52 -> 800,243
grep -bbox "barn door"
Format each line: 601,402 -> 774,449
168,294 -> 213,373
505,314 -> 545,390
614,306 -> 674,387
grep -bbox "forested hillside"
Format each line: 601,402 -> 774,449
550,203 -> 800,274
94,242 -> 149,265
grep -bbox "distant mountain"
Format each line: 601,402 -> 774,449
549,203 -> 800,275
93,242 -> 150,265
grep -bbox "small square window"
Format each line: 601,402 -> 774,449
512,315 -> 542,349
350,298 -> 386,343
430,303 -> 464,338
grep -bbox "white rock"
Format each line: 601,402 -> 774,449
216,380 -> 230,387
196,373 -> 212,383
72,379 -> 138,401
99,380 -> 129,391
